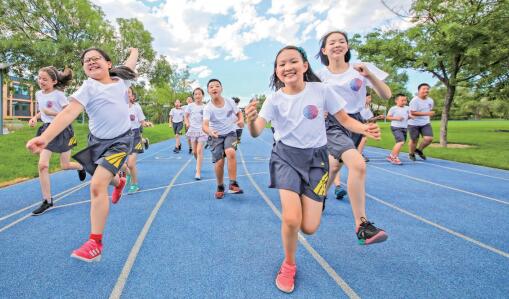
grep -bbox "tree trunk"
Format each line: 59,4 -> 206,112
440,85 -> 456,147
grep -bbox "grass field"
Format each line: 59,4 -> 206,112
0,122 -> 174,186
367,120 -> 509,170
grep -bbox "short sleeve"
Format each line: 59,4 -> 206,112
409,99 -> 418,111
203,105 -> 211,121
136,104 -> 146,121
71,80 -> 92,108
364,62 -> 389,88
323,83 -> 346,115
258,95 -> 274,122
57,92 -> 69,107
387,107 -> 395,117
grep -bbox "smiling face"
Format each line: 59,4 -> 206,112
418,85 -> 430,98
275,49 -> 308,88
82,50 -> 112,80
193,89 -> 204,103
175,100 -> 181,108
396,95 -> 407,107
37,70 -> 57,92
321,32 -> 349,63
207,81 -> 223,99
128,88 -> 136,103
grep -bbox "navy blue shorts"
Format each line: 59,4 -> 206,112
37,123 -> 77,153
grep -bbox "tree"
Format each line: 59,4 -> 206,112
115,18 -> 155,76
354,0 -> 509,146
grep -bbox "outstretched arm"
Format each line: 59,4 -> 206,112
124,48 -> 139,71
245,101 -> 266,138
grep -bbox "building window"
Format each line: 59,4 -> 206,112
12,83 -> 31,100
13,100 -> 31,117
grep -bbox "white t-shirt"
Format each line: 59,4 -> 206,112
186,102 -> 205,133
203,98 -> 240,135
360,105 -> 374,121
317,62 -> 388,114
169,107 -> 185,123
71,77 -> 131,139
387,106 -> 410,128
36,90 -> 69,123
259,82 -> 345,149
128,103 -> 146,130
408,97 -> 434,126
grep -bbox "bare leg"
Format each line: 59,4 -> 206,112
38,149 -> 53,200
215,158 -> 225,186
89,166 -> 114,234
280,189 -> 302,265
341,149 -> 367,228
127,153 -> 138,184
225,148 -> 237,181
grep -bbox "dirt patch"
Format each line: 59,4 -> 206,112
429,143 -> 477,149
0,177 -> 32,188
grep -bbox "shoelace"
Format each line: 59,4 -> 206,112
360,217 -> 377,233
279,264 -> 295,279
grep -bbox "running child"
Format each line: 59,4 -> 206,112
316,30 -> 390,213
408,83 -> 434,161
245,46 -> 382,293
27,47 -> 139,262
202,79 -> 244,199
185,87 -> 208,180
357,91 -> 384,162
386,93 -> 411,165
232,97 -> 244,144
169,100 -> 185,153
28,66 -> 86,215
126,87 -> 148,193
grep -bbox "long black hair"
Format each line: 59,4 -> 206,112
269,45 -> 321,91
315,31 -> 351,66
80,48 -> 137,80
39,66 -> 73,91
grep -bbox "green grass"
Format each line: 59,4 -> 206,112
0,122 -> 174,186
367,120 -> 509,170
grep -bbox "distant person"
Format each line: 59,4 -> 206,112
183,96 -> 194,154
185,88 -> 207,180
169,100 -> 185,153
358,91 -> 383,162
386,93 -> 412,165
232,97 -> 244,145
408,83 -> 434,161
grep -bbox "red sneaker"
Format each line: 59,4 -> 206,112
70,239 -> 102,262
228,181 -> 244,194
112,177 -> 126,204
275,261 -> 297,293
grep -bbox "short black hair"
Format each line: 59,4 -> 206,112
232,97 -> 240,104
418,83 -> 430,90
207,78 -> 222,87
395,93 -> 407,98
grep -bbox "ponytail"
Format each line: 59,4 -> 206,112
39,66 -> 73,90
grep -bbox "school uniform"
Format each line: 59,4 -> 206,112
185,102 -> 208,143
71,77 -> 133,176
387,105 -> 410,143
169,107 -> 185,135
35,90 -> 77,153
129,102 -> 146,154
259,82 -> 345,202
408,97 -> 434,140
317,62 -> 387,154
203,98 -> 240,163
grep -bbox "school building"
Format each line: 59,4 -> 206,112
1,77 -> 36,120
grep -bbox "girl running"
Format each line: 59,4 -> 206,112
28,66 -> 86,216
185,87 -> 208,180
126,87 -> 148,193
316,31 -> 389,244
245,46 -> 381,293
26,47 -> 139,262
202,79 -> 244,199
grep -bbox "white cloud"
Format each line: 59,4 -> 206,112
189,65 -> 212,78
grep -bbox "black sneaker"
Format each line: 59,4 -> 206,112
78,168 -> 86,181
362,154 -> 369,162
144,138 -> 150,150
356,217 -> 388,245
322,197 -> 326,212
228,181 -> 244,194
415,149 -> 427,160
215,184 -> 225,199
178,144 -> 182,150
173,147 -> 179,153
32,199 -> 53,216
408,153 -> 416,161
189,148 -> 192,154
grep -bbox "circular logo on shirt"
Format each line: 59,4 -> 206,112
350,78 -> 363,92
303,105 -> 319,120
46,101 -> 53,108
130,114 -> 135,121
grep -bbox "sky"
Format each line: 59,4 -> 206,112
92,0 -> 435,104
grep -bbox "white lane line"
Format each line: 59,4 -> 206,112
0,145 -> 170,222
360,187 -> 509,259
363,148 -> 509,181
109,157 -> 193,299
239,150 -> 360,299
368,164 -> 509,206
0,182 -> 89,222
51,200 -> 91,210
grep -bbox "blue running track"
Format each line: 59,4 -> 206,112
1,129 -> 508,298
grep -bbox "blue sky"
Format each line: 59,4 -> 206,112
94,0 -> 435,104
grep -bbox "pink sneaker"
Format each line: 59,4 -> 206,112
275,261 -> 297,293
112,177 -> 126,204
392,156 -> 402,165
71,239 -> 102,262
